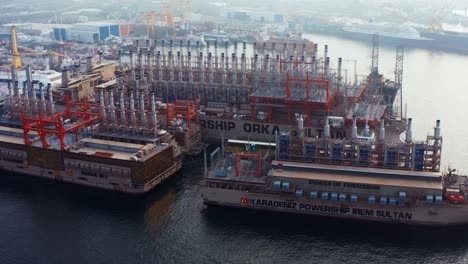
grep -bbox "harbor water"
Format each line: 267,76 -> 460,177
1,33 -> 468,264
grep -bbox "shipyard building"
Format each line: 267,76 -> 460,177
53,22 -> 131,43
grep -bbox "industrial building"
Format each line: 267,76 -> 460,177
53,21 -> 126,43
223,8 -> 284,23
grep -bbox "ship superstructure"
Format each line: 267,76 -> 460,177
118,38 -> 403,146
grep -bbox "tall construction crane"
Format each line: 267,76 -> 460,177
141,1 -> 192,39
161,0 -> 192,28
9,25 -> 59,69
142,11 -> 161,39
11,25 -> 21,69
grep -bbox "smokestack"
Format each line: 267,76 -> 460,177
337,58 -> 342,92
130,51 -> 135,82
140,91 -> 147,128
156,51 -> 162,82
25,65 -> 33,93
129,93 -> 136,128
289,55 -> 294,76
7,81 -> 12,98
99,88 -> 106,122
188,52 -> 193,83
313,43 -> 318,59
109,89 -> 116,124
150,92 -> 157,129
324,45 -> 328,63
208,53 -> 213,83
352,115 -> 358,140
61,67 -> 70,87
22,82 -> 27,99
10,66 -> 18,97
119,90 -> 126,127
406,118 -> 413,143
224,41 -> 229,60
324,57 -> 330,78
283,43 -> 287,59
32,83 -> 38,101
32,83 -> 40,115
276,55 -> 280,74
147,50 -> 153,83
221,53 -> 226,85
22,82 -> 30,114
40,83 -> 46,114
379,118 -> 385,143
265,54 -> 270,72
168,51 -> 174,81
241,54 -> 246,85
47,83 -> 55,115
199,52 -> 204,83
232,53 -> 237,84
138,50 -> 144,81
312,56 -> 317,78
324,116 -> 330,140
434,120 -> 441,146
298,115 -> 304,139
86,56 -> 93,73
254,54 -> 259,72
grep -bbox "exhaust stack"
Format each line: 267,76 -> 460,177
406,118 -> 413,143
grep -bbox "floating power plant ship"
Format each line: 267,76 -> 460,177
193,37 -> 468,226
201,116 -> 468,226
0,61 -> 185,193
1,31 -> 468,225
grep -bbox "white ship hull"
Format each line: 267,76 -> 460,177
201,188 -> 468,226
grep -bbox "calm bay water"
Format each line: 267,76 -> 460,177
1,33 -> 468,264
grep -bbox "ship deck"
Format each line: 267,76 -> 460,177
69,138 -> 168,161
271,160 -> 443,190
207,171 -> 267,185
0,125 -> 169,162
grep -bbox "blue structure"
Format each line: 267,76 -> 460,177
414,145 -> 425,171
99,26 -> 110,41
304,143 -> 316,162
53,28 -> 67,42
278,137 -> 289,160
110,25 -> 120,36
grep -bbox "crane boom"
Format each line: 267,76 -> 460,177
11,25 -> 21,69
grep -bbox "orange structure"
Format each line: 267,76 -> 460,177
21,96 -> 100,150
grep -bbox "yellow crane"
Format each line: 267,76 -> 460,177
10,25 -> 59,69
141,1 -> 192,39
161,0 -> 192,29
11,25 -> 21,69
142,11 -> 160,39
